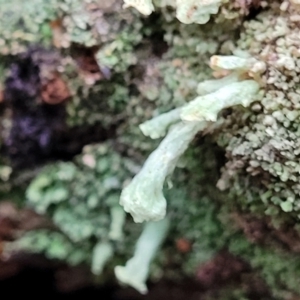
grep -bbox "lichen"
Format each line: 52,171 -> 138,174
15,142 -> 143,275
125,0 -> 268,26
215,1 -> 300,228
3,1 -> 300,299
115,218 -> 170,293
120,121 -> 206,222
120,52 -> 260,223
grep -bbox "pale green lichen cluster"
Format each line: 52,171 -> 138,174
125,0 -> 269,26
26,143 -> 139,239
0,0 -> 114,54
215,1 -> 300,227
13,143 -> 143,274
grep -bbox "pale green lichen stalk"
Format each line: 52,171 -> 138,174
115,218 -> 170,293
180,80 -> 259,122
120,121 -> 206,222
139,108 -> 182,139
92,241 -> 114,275
108,206 -> 126,241
120,54 -> 261,223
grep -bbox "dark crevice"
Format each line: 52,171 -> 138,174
245,2 -> 265,21
0,255 -> 272,300
1,46 -> 121,170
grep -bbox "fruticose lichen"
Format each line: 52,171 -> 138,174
115,218 -> 170,293
120,55 -> 260,223
3,0 -> 300,299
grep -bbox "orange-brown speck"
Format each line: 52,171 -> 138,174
176,238 -> 192,253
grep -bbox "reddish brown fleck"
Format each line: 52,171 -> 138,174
41,73 -> 71,105
176,238 -> 192,253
